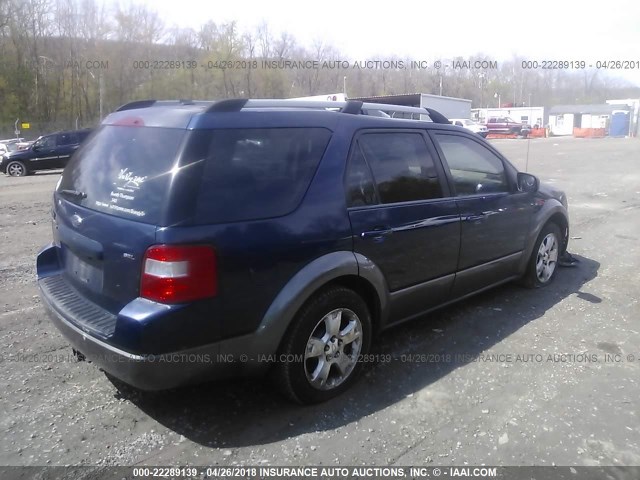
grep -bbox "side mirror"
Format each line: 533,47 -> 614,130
517,172 -> 539,193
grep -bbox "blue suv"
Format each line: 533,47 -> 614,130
37,99 -> 570,403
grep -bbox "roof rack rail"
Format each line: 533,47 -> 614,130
423,107 -> 450,124
207,98 -> 249,112
116,99 -> 157,112
360,101 -> 450,123
341,100 -> 364,114
204,98 -> 450,123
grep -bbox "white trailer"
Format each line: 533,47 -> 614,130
350,93 -> 472,120
418,94 -> 472,120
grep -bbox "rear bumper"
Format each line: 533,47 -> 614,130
36,243 -> 270,390
39,287 -> 268,390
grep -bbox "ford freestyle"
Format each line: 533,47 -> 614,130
37,99 -> 570,403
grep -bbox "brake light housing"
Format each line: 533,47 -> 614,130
140,245 -> 217,304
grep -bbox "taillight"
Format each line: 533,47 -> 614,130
140,245 -> 217,304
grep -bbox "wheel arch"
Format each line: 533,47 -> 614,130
518,202 -> 569,274
547,211 -> 569,252
322,274 -> 384,336
254,251 -> 389,357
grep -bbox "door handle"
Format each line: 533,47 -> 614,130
361,227 -> 394,239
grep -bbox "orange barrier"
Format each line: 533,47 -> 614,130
573,128 -> 606,138
486,133 -> 518,139
529,128 -> 547,138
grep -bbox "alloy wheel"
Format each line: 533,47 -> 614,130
8,162 -> 25,177
535,232 -> 558,283
304,308 -> 363,390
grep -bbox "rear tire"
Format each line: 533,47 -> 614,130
6,160 -> 27,177
522,222 -> 561,288
276,286 -> 372,404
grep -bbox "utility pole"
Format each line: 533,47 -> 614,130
89,71 -> 104,122
99,71 -> 104,120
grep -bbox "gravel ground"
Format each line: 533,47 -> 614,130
0,137 -> 639,468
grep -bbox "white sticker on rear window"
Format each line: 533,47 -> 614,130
95,200 -> 146,217
117,168 -> 147,189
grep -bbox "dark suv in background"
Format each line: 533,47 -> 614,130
1,128 -> 92,176
37,99 -> 570,403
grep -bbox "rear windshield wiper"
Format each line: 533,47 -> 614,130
59,189 -> 87,199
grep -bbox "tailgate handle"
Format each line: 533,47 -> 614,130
58,223 -> 104,261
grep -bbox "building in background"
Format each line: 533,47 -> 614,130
350,93 -> 472,120
547,104 -> 631,137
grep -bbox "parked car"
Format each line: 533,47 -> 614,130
1,129 -> 92,176
485,117 -> 531,136
16,140 -> 34,151
450,118 -> 489,137
0,138 -> 22,156
37,99 -> 570,404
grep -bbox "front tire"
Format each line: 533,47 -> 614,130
522,223 -> 561,288
276,286 -> 372,404
6,160 -> 28,177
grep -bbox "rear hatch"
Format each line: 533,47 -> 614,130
54,124 -> 187,312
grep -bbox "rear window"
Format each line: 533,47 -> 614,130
58,125 -> 186,223
191,128 -> 331,223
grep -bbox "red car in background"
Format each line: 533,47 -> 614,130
485,117 -> 531,136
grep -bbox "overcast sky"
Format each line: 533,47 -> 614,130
113,0 -> 640,86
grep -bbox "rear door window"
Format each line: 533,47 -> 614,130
345,146 -> 377,207
58,125 -> 186,224
357,132 -> 443,204
192,128 -> 331,223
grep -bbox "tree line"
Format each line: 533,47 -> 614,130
1,0 -> 638,138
